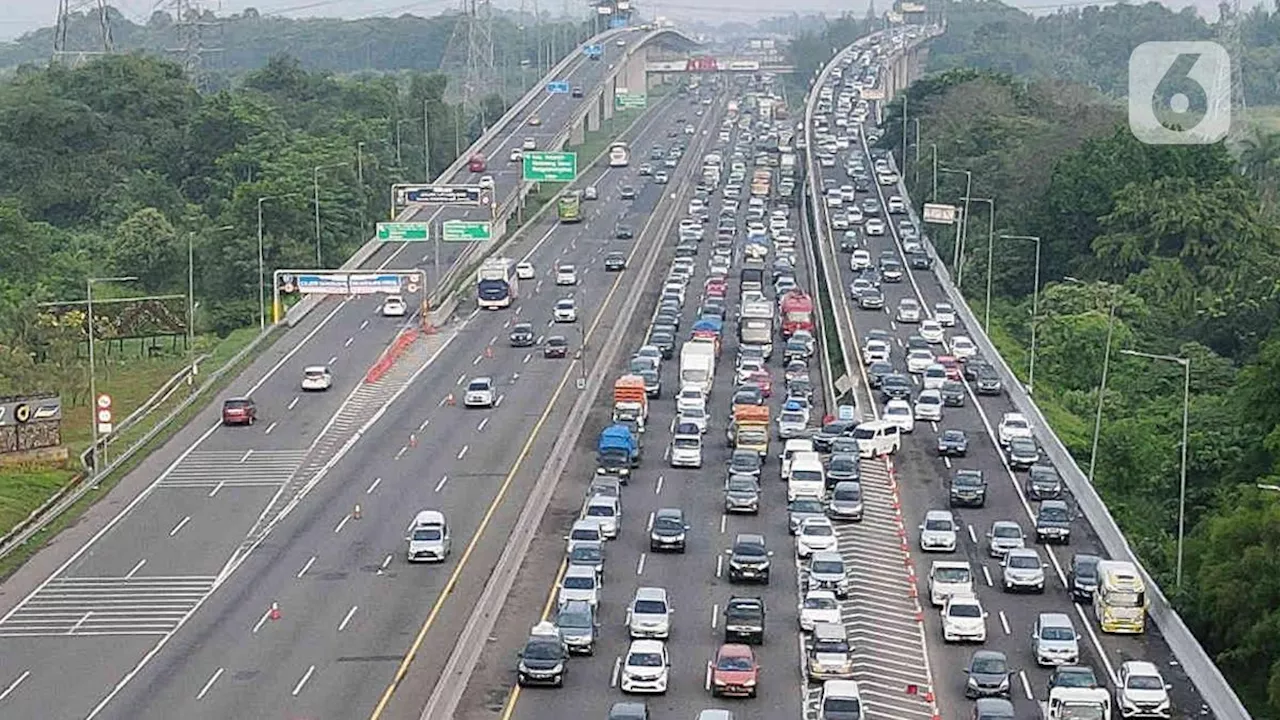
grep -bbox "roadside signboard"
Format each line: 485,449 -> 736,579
522,151 -> 578,182
583,44 -> 603,58
297,274 -> 349,294
922,202 -> 959,225
441,220 -> 493,242
615,92 -> 647,110
376,222 -> 430,241
96,394 -> 113,435
395,184 -> 486,206
547,80 -> 571,94
348,274 -> 404,294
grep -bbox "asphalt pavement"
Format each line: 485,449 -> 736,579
807,46 -> 1211,720
0,28 -> 658,720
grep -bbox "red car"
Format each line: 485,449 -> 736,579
704,278 -> 727,295
467,153 -> 486,172
710,643 -> 759,698
745,371 -> 772,397
937,355 -> 962,381
221,396 -> 257,426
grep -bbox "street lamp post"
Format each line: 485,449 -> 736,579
312,162 -> 347,268
1001,234 -> 1041,394
257,193 -> 302,330
1121,349 -> 1191,591
87,275 -> 138,473
1064,277 -> 1121,486
938,167 -> 971,276
961,196 -> 995,331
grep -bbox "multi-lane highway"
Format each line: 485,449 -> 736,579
451,74 -> 835,720
806,37 -> 1211,719
0,25 -> 671,720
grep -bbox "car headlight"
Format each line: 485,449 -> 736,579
742,679 -> 756,686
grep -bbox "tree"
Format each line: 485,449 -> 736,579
112,208 -> 180,292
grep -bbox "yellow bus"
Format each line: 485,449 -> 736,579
557,191 -> 583,223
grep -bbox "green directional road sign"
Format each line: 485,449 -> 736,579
441,220 -> 493,242
376,221 -> 430,241
615,92 -> 647,110
522,151 -> 578,182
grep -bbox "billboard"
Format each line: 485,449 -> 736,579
348,274 -> 407,295
297,274 -> 350,294
922,203 -> 959,225
597,5 -> 612,13
686,56 -> 718,72
900,2 -> 927,11
860,87 -> 886,101
727,60 -> 760,71
646,61 -> 687,72
0,394 -> 63,455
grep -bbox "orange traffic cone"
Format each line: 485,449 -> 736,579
484,346 -> 493,358
353,504 -> 362,520
269,602 -> 281,621
409,433 -> 418,448
445,393 -> 455,406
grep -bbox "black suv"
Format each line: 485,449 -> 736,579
1026,465 -> 1063,500
509,321 -> 535,347
975,367 -> 1003,395
649,507 -> 689,553
949,469 -> 987,507
723,596 -> 766,644
726,533 -> 772,584
604,252 -> 627,271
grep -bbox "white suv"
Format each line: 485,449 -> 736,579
997,412 -> 1033,446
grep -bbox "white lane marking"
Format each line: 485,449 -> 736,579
704,661 -> 712,691
710,604 -> 718,629
291,665 -> 316,697
982,565 -> 993,587
239,450 -> 253,463
337,605 -> 359,632
636,553 -> 646,576
360,319 -> 369,330
366,477 -> 382,494
943,456 -> 952,468
297,556 -> 316,578
523,353 -> 531,364
168,516 -> 191,537
477,417 -> 489,432
999,610 -> 1011,635
264,421 -> 278,435
207,481 -> 223,498
0,670 -> 31,701
719,514 -> 727,534
715,554 -> 723,578
344,337 -> 354,348
287,397 -> 299,411
495,394 -> 505,407
1019,670 -> 1033,700
125,559 -> 146,579
1075,602 -> 1119,684
251,608 -> 271,634
194,667 -> 222,701
610,657 -> 622,688
395,446 -> 407,460
654,475 -> 663,494
456,374 -> 466,385
435,475 -> 449,492
490,335 -> 499,345
334,514 -> 352,534
419,418 -> 430,431
328,356 -> 338,365
646,512 -> 654,532
381,554 -> 393,570
967,524 -> 977,544
456,445 -> 469,460
67,611 -> 93,634
472,355 -> 482,365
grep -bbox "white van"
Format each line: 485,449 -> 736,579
780,438 -> 815,480
669,431 -> 703,468
787,451 -> 825,501
850,420 -> 901,458
818,679 -> 863,720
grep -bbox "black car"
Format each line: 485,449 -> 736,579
1035,500 -> 1073,544
639,369 -> 661,398
940,380 -> 966,407
1026,465 -> 1063,500
908,249 -> 933,269
649,507 -> 689,553
544,335 -> 568,358
571,86 -> 584,98
648,331 -> 676,359
655,312 -> 680,330
965,359 -> 993,382
813,420 -> 858,452
858,286 -> 884,310
1007,437 -> 1040,469
516,628 -> 568,686
1067,553 -> 1101,601
949,469 -> 987,507
723,596 -> 766,644
839,232 -> 859,252
615,223 -> 634,239
604,252 -> 627,271
966,650 -> 1012,699
937,428 -> 969,457
880,373 -> 912,401
509,321 -> 535,347
826,453 -> 861,486
674,242 -> 698,257
726,533 -> 772,584
728,448 -> 762,478
732,387 -> 764,407
866,360 -> 894,388
976,367 -> 1003,395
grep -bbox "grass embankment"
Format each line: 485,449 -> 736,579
0,327 -> 260,579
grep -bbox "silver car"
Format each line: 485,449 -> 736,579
583,495 -> 621,539
628,586 -> 672,639
987,520 -> 1025,558
1032,612 -> 1080,666
788,497 -> 827,534
919,509 -> 958,552
1001,548 -> 1045,593
806,551 -> 850,598
827,480 -> 864,521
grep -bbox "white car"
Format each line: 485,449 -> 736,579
464,376 -> 495,407
678,408 -> 708,434
557,564 -> 600,608
928,561 -> 974,607
555,263 -> 577,285
1002,547 -> 1046,593
922,364 -> 948,390
883,399 -> 914,433
919,320 -> 945,344
796,517 -> 838,558
914,389 -> 943,421
1117,660 -> 1172,719
381,295 -> 407,317
478,175 -> 495,190
940,593 -> 987,642
878,171 -> 900,186
736,359 -> 766,383
897,298 -> 921,323
934,302 -> 957,326
620,639 -> 669,694
300,365 -> 332,391
920,509 -> 958,552
906,348 -> 935,374
950,335 -> 977,360
850,249 -> 872,271
798,589 -> 842,631
777,407 -> 808,439
831,213 -> 849,230
863,340 -> 891,365
997,412 -> 1033,446
826,193 -> 842,207
887,195 -> 906,213
864,218 -> 885,236
676,386 -> 706,415
515,261 -> 535,280
509,148 -> 523,163
521,137 -> 537,151
553,297 -> 577,323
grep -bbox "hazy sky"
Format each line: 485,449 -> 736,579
0,0 -> 1245,42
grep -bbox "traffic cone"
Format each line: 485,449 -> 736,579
445,393 -> 455,406
409,433 -> 418,448
353,504 -> 362,520
484,346 -> 493,358
269,602 -> 281,621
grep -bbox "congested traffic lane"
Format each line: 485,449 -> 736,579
811,54 -> 1207,716
88,91 -> 693,720
488,83 -> 817,720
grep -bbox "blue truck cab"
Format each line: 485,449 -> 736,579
597,423 -> 641,482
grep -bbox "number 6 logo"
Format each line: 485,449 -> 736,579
1128,41 -> 1231,145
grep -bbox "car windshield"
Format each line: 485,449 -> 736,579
716,655 -> 754,671
674,437 -> 699,449
949,603 -> 981,618
467,381 -> 488,392
811,559 -> 843,575
943,431 -> 965,442
304,369 -> 327,379
570,546 -> 601,563
1041,626 -> 1074,641
936,566 -> 970,582
570,528 -> 599,540
726,603 -> 760,619
804,524 -> 833,537
994,525 -> 1021,539
1058,668 -> 1098,687
735,542 -> 766,557
634,600 -> 667,615
925,518 -> 953,531
558,609 -> 592,629
1040,506 -> 1069,522
728,479 -> 756,493
781,412 -> 806,424
412,527 -> 441,541
1009,554 -> 1040,569
524,640 -> 561,660
1127,674 -> 1163,690
830,458 -> 857,473
587,504 -> 615,518
834,486 -> 861,501
972,656 -> 1008,674
813,638 -> 849,654
628,652 -> 664,668
804,595 -> 837,609
791,499 -> 823,513
563,576 -> 594,590
823,698 -> 861,714
654,516 -> 683,531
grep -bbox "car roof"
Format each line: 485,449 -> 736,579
628,639 -> 665,654
412,509 -> 445,525
925,509 -> 954,520
1122,660 -> 1161,675
933,560 -> 971,570
717,642 -> 754,658
810,550 -> 842,563
1038,612 -> 1074,626
303,365 -> 329,373
469,376 -> 492,384
655,507 -> 683,519
564,564 -> 597,579
634,586 -> 668,602
735,532 -> 765,544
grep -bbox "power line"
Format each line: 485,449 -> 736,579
53,0 -> 114,65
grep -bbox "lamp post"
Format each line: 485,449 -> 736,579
938,166 -> 971,275
1120,349 -> 1191,591
960,196 -> 995,330
312,162 -> 347,267
257,193 -> 302,330
87,275 -> 138,473
1064,277 -> 1120,486
1001,234 -> 1041,394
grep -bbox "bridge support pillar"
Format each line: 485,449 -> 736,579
626,47 -> 647,97
570,116 -> 586,146
602,81 -> 615,122
587,99 -> 602,133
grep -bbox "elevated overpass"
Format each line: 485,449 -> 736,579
646,55 -> 797,74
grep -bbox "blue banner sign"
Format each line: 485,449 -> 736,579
297,274 -> 349,295
348,274 -> 402,295
546,80 -> 571,94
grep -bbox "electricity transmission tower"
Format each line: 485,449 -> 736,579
1217,0 -> 1247,141
441,0 -> 497,120
52,0 -> 114,66
161,0 -> 224,91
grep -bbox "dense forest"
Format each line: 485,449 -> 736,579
876,61 -> 1280,716
0,51 -> 524,398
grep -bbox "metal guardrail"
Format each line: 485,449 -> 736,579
867,41 -> 1254,720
